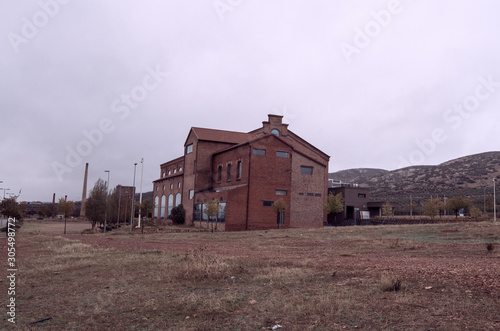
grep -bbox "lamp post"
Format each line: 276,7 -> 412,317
130,163 -> 137,234
104,170 -> 110,233
137,158 -> 144,228
64,195 -> 68,234
3,188 -> 10,200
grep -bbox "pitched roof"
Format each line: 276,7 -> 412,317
189,127 -> 256,145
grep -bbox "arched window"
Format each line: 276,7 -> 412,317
175,193 -> 182,207
154,196 -> 159,218
167,194 -> 174,218
160,195 -> 166,219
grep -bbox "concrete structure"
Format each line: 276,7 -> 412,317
327,182 -> 383,225
80,163 -> 89,218
153,115 -> 329,231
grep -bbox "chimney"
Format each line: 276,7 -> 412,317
80,163 -> 89,217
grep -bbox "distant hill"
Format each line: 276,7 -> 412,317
329,151 -> 500,205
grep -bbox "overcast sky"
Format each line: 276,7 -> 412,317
1,0 -> 499,202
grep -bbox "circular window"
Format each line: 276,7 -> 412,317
271,129 -> 280,136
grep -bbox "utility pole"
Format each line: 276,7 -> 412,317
64,195 -> 67,235
137,158 -> 144,228
130,163 -> 137,234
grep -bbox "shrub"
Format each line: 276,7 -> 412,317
170,204 -> 185,224
380,272 -> 402,292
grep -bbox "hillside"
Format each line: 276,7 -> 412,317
329,151 -> 500,204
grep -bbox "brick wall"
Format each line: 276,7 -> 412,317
290,152 -> 327,228
246,135 -> 292,230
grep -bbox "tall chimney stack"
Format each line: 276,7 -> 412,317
81,163 -> 89,218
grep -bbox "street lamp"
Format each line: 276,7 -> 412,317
137,158 -> 144,229
64,195 -> 68,234
130,163 -> 137,234
104,170 -> 110,233
3,188 -> 10,199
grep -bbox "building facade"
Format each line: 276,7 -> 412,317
326,183 -> 383,225
153,115 -> 330,231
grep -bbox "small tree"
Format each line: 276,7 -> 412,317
469,206 -> 483,220
323,192 -> 344,223
1,198 -> 22,219
141,198 -> 154,219
170,204 -> 186,224
203,199 -> 223,231
382,202 -> 393,218
86,179 -> 108,230
57,198 -> 75,219
272,198 -> 288,228
422,198 -> 444,220
58,198 -> 75,234
446,196 -> 472,218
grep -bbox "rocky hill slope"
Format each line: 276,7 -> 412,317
329,152 -> 500,204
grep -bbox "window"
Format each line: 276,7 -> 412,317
227,163 -> 232,182
271,129 -> 280,136
160,195 -> 166,219
276,151 -> 289,158
358,193 -> 366,198
173,168 -> 177,173
262,200 -> 274,207
186,144 -> 193,154
315,193 -> 322,197
237,160 -> 242,180
307,193 -> 314,196
162,172 -> 165,177
154,196 -> 159,218
168,170 -> 171,175
276,189 -> 287,196
301,166 -> 313,175
217,165 -> 222,183
178,182 -> 181,188
253,148 -> 266,156
156,186 -> 159,191
162,185 -> 165,190
179,167 -> 183,172
189,190 -> 194,200
175,193 -> 181,207
167,194 -> 174,218
170,184 -> 173,189
299,192 -> 304,196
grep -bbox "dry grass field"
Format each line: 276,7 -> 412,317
1,220 -> 499,330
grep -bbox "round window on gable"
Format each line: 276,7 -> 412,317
271,129 -> 280,136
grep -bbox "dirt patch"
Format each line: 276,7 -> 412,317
3,222 -> 500,330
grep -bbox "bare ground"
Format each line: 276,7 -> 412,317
1,220 -> 499,330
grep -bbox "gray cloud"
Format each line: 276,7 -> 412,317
1,0 -> 499,202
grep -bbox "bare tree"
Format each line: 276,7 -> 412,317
85,179 -> 108,230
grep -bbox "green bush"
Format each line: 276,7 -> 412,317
170,204 -> 185,224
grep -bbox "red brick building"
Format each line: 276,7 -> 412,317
152,115 -> 330,230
